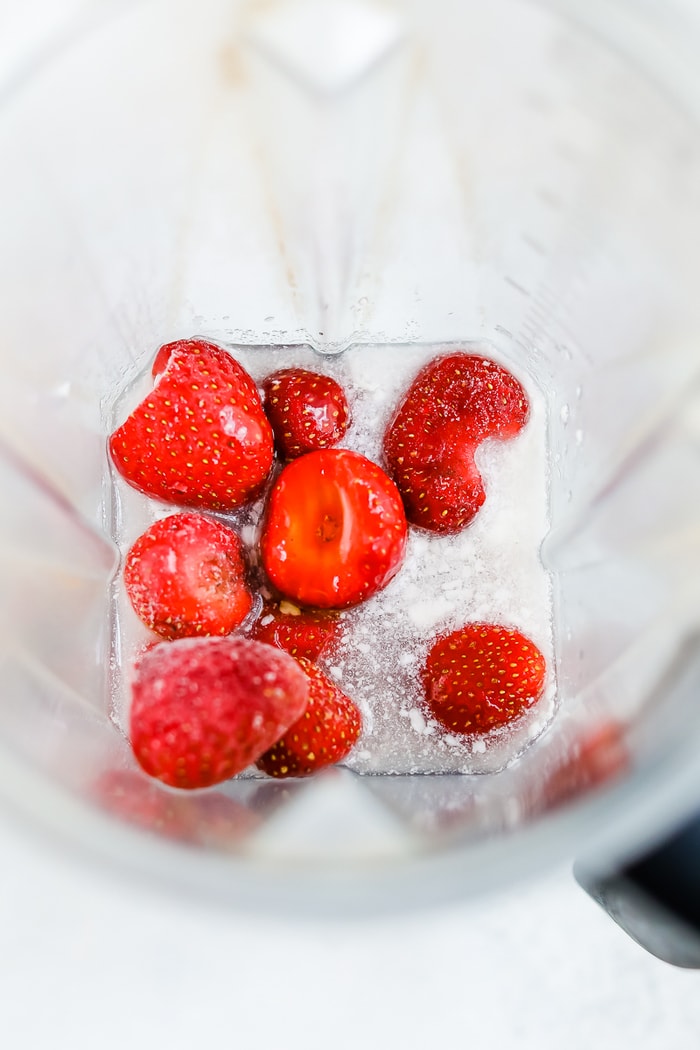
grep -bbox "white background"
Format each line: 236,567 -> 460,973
1,2 -> 699,1046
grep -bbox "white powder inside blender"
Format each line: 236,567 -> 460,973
109,341 -> 555,775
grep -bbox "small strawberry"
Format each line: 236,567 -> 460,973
260,448 -> 407,608
256,658 -> 361,777
249,599 -> 342,661
423,623 -> 546,735
110,339 -> 274,511
124,512 -> 252,639
130,637 -> 309,789
262,368 -> 350,459
383,353 -> 529,533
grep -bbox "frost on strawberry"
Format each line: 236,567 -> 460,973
124,512 -> 252,639
130,637 -> 309,789
383,352 -> 529,533
109,339 -> 274,511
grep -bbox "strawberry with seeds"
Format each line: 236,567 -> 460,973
250,599 -> 342,661
423,623 -> 546,735
257,658 -> 361,777
110,339 -> 274,511
130,637 -> 309,789
260,448 -> 407,608
124,512 -> 252,639
262,367 -> 350,460
384,353 -> 529,533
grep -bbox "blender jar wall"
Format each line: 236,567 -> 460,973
0,0 -> 699,905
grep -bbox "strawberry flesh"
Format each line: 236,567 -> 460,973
260,448 -> 407,609
262,367 -> 350,460
130,637 -> 309,789
249,599 -> 342,661
383,353 -> 529,533
110,339 -> 274,511
124,512 -> 252,639
423,622 -> 546,735
256,658 -> 361,777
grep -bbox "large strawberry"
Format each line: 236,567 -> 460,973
260,448 -> 407,609
124,512 -> 252,639
130,637 -> 309,789
110,339 -> 274,511
383,353 -> 529,533
423,623 -> 546,735
256,658 -> 361,777
262,367 -> 350,460
249,599 -> 342,661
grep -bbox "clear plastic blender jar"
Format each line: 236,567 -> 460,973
0,0 -> 699,948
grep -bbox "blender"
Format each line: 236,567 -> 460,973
0,0 -> 699,964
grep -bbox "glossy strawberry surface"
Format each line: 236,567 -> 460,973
110,339 -> 274,511
260,448 -> 407,609
423,622 -> 546,735
262,367 -> 350,460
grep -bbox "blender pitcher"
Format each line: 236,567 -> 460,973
1,0 -> 700,962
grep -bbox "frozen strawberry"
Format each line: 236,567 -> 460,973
262,367 -> 350,460
423,623 -> 546,735
383,353 -> 529,533
124,512 -> 252,640
130,637 -> 309,789
249,599 -> 342,661
260,448 -> 407,609
110,338 -> 274,511
256,658 -> 361,777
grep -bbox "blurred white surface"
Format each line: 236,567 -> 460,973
1,811 -> 700,1050
0,2 -> 699,1046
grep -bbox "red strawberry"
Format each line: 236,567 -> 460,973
256,658 -> 361,777
262,368 -> 350,460
124,512 -> 252,639
260,448 -> 407,609
383,353 -> 529,533
130,637 -> 309,789
110,339 -> 274,511
423,623 -> 546,735
249,599 -> 342,661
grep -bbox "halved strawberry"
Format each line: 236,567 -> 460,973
256,658 -> 361,777
262,368 -> 350,460
383,353 -> 529,533
124,512 -> 252,639
249,599 -> 342,661
260,448 -> 407,609
130,637 -> 309,789
110,339 -> 274,511
423,623 -> 546,735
